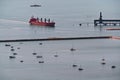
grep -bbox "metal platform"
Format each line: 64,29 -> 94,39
94,12 -> 120,26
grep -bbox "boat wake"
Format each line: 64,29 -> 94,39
0,19 -> 28,24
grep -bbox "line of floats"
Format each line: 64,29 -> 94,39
0,36 -> 120,43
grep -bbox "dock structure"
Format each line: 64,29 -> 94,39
94,12 -> 120,26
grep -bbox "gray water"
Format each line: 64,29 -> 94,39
0,0 -> 120,80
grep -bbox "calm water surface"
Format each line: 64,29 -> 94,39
0,0 -> 120,80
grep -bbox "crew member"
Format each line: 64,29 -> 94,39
48,18 -> 50,23
44,18 -> 47,22
40,18 -> 43,22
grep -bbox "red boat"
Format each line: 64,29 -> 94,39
29,17 -> 55,27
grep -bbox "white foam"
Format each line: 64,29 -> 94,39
0,19 -> 28,24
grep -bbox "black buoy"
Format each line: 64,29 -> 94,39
72,64 -> 77,67
5,44 -> 11,46
78,68 -> 84,71
9,56 -> 15,59
102,58 -> 105,61
11,46 -> 14,48
36,55 -> 43,58
79,23 -> 82,26
13,53 -> 17,55
39,43 -> 43,45
70,48 -> 76,51
32,53 -> 37,55
78,65 -> 84,71
20,60 -> 24,63
101,62 -> 106,65
54,54 -> 58,57
111,66 -> 116,69
17,47 -> 20,49
38,61 -> 44,63
11,49 -> 15,51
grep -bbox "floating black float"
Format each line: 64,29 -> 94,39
111,66 -> 116,69
72,64 -> 77,67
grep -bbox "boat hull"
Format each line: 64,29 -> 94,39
105,28 -> 120,30
30,22 -> 55,27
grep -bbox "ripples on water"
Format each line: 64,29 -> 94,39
0,39 -> 120,80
